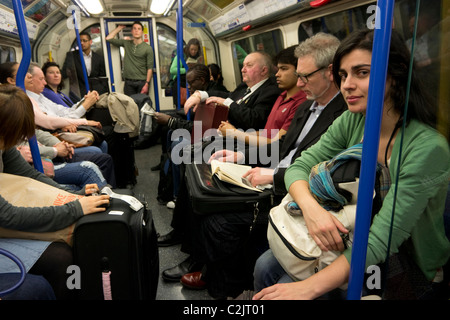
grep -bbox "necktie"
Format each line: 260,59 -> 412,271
237,88 -> 251,104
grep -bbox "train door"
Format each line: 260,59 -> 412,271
102,18 -> 160,110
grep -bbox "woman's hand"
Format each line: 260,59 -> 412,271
78,195 -> 110,215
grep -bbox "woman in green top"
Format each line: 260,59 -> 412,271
170,38 -> 204,107
253,29 -> 450,300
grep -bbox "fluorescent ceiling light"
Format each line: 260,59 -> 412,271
151,0 -> 175,15
78,0 -> 104,14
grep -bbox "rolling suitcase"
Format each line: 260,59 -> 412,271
72,189 -> 159,300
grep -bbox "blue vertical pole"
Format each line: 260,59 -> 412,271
346,0 -> 395,300
104,21 -> 116,93
12,0 -> 43,173
72,10 -> 90,94
176,0 -> 190,118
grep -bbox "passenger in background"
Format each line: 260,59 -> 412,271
42,61 -> 75,108
153,64 -> 228,208
61,31 -> 107,101
27,62 -> 99,119
0,85 -> 109,300
106,22 -> 154,96
217,45 -> 306,146
184,51 -> 281,131
208,63 -> 228,93
170,38 -> 204,108
0,62 -> 101,135
253,29 -> 449,300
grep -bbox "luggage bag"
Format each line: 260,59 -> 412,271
185,162 -> 274,216
72,190 -> 159,300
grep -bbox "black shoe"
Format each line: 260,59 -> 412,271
162,256 -> 203,282
134,138 -> 153,150
151,164 -> 161,171
157,230 -> 181,247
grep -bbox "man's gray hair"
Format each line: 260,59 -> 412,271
294,32 -> 340,68
27,62 -> 41,75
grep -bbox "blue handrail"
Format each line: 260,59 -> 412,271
346,0 -> 395,300
72,10 -> 90,94
12,0 -> 43,173
103,21 -> 116,93
176,0 -> 190,118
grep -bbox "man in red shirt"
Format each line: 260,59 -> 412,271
217,46 -> 306,145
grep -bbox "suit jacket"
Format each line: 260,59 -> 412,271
62,50 -> 106,98
245,92 -> 347,195
208,76 -> 281,131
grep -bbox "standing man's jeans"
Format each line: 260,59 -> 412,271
124,79 -> 146,96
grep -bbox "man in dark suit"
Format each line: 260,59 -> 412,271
177,33 -> 348,299
62,31 -> 107,102
184,51 -> 281,131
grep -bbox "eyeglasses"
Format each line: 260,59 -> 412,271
295,67 -> 325,84
80,39 -> 90,43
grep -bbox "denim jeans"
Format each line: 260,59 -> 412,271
54,161 -> 107,191
75,140 -> 108,154
253,249 -> 294,293
0,273 -> 55,300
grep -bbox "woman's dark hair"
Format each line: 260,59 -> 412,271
42,61 -> 64,91
332,29 -> 436,127
0,61 -> 19,84
184,38 -> 202,59
208,63 -> 224,85
0,84 -> 35,150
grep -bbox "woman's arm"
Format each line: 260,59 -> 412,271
253,255 -> 350,300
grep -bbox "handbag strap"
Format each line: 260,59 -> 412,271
0,248 -> 26,297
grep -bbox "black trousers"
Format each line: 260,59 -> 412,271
171,174 -> 269,299
124,79 -> 146,96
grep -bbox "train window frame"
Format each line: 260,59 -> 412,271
231,28 -> 284,85
156,23 -> 178,90
0,45 -> 16,64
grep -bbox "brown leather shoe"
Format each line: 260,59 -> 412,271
180,272 -> 206,290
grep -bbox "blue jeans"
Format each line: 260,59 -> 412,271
0,273 -> 55,300
74,140 -> 108,154
54,161 -> 107,191
253,249 -> 294,293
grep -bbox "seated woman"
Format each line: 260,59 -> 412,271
253,29 -> 450,300
0,85 -> 110,299
41,61 -> 74,108
42,61 -> 75,108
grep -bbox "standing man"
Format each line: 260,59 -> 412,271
62,31 -> 106,101
106,21 -> 154,96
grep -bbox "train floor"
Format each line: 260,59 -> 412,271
133,141 -> 214,300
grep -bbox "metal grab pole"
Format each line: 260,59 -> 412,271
12,0 -> 43,173
176,0 -> 190,118
346,0 -> 395,300
72,10 -> 90,94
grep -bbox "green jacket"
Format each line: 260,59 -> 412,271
285,110 -> 450,280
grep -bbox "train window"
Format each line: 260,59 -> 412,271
156,23 -> 177,89
24,0 -> 59,23
0,45 -> 16,64
231,29 -> 283,84
298,4 -> 373,42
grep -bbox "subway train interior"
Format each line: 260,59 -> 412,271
0,0 -> 449,306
